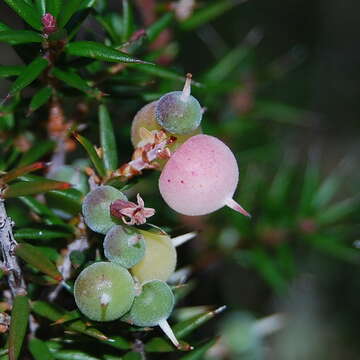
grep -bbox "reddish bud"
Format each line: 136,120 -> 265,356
42,13 -> 57,34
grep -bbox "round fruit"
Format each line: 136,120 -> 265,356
82,185 -> 127,234
159,134 -> 250,217
155,74 -> 202,135
103,225 -> 146,268
131,230 -> 177,283
126,280 -> 174,327
74,262 -> 135,322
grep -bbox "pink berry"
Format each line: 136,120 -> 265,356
159,134 -> 250,217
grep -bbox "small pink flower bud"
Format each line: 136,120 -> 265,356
42,13 -> 57,34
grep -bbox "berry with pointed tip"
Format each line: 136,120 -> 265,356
103,225 -> 146,268
74,262 -> 135,322
155,74 -> 202,135
159,134 -> 250,217
125,280 -> 174,327
82,185 -> 127,234
131,230 -> 177,283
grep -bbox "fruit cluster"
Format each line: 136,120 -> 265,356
74,76 -> 250,348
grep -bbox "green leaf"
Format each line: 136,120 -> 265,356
3,0 -> 42,30
15,243 -> 63,281
52,67 -> 99,96
9,57 -> 48,96
50,350 -> 100,360
73,133 -> 106,177
45,188 -> 83,216
0,30 -> 42,45
179,338 -> 217,360
8,295 -> 30,360
0,66 -> 25,78
99,104 -> 118,171
35,0 -> 46,16
29,338 -> 55,360
46,0 -> 62,18
65,7 -> 93,41
123,352 -> 141,360
121,0 -> 134,43
1,162 -> 47,183
14,228 -> 71,240
29,86 -> 52,113
3,180 -> 71,198
145,337 -> 173,353
0,21 -> 11,31
18,140 -> 55,166
174,306 -> 226,339
58,0 -> 83,27
180,0 -> 240,30
65,41 -> 153,64
146,13 -> 174,43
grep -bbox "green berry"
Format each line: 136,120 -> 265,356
131,230 -> 177,283
74,262 -> 135,322
126,280 -> 174,327
82,185 -> 126,234
103,225 -> 146,268
155,74 -> 202,135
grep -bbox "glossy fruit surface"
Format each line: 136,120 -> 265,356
74,262 -> 135,321
82,185 -> 127,234
126,280 -> 174,327
131,230 -> 176,283
103,225 -> 146,268
159,134 -> 250,217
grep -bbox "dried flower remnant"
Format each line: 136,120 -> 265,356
111,194 -> 155,225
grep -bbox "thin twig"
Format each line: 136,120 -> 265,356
0,195 -> 26,297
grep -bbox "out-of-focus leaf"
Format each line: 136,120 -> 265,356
35,0 -> 46,16
52,67 -> 100,97
9,57 -> 48,96
19,196 -> 70,228
0,21 -> 11,31
58,0 -> 83,27
29,338 -> 55,360
179,338 -> 217,360
50,350 -> 100,360
174,306 -> 226,339
203,46 -> 250,84
3,0 -> 42,30
0,66 -> 25,78
45,188 -> 83,215
145,337 -> 173,353
3,180 -> 71,198
123,352 -> 141,360
99,104 -> 118,171
29,86 -> 52,113
0,30 -> 42,45
254,101 -> 303,125
146,13 -> 174,43
65,7 -> 93,40
312,173 -> 342,210
0,162 -> 47,183
180,0 -> 241,30
73,133 -> 106,177
121,0 -> 134,43
65,41 -> 153,64
18,140 -> 55,166
51,309 -> 81,325
15,243 -> 63,281
8,295 -> 30,360
14,228 -> 71,240
46,0 -> 62,18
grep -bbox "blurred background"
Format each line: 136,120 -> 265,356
1,0 -> 360,359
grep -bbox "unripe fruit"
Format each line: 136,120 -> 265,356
131,230 -> 177,283
103,225 -> 146,268
126,280 -> 174,327
74,262 -> 135,322
159,134 -> 250,217
155,74 -> 202,135
130,100 -> 201,151
82,185 -> 127,234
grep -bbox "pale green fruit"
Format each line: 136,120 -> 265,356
126,280 -> 174,327
104,225 -> 146,268
82,185 -> 126,234
131,230 -> 177,283
74,262 -> 135,322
